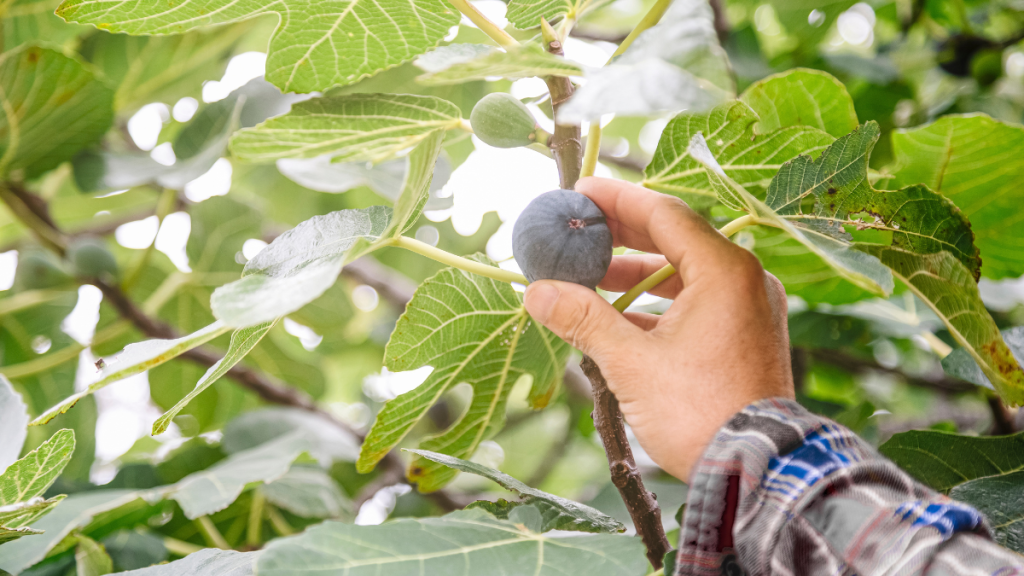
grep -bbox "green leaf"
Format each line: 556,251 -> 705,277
887,114 -> 1024,279
0,490 -> 142,574
942,327 -> 1024,389
0,375 -> 28,472
1,0 -> 89,50
407,449 -> 624,533
0,524 -> 42,545
505,0 -> 605,29
75,535 -> 113,576
857,245 -> 1024,403
382,129 -> 447,240
152,320 -> 278,435
739,68 -> 859,138
256,509 -> 648,575
558,0 -> 732,123
880,429 -> 1024,492
222,408 -> 359,464
688,130 -> 895,296
644,100 -> 834,209
30,322 -> 230,426
160,433 -> 309,519
113,549 -> 260,576
55,0 -> 460,93
210,206 -> 391,328
0,429 -> 75,505
358,255 -> 570,491
79,25 -> 250,111
0,45 -> 113,178
0,495 -> 66,529
230,93 -> 461,164
416,44 -> 583,85
262,466 -> 351,519
949,472 -> 1024,553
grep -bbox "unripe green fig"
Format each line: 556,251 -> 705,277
67,236 -> 118,279
512,189 -> 613,289
470,93 -> 539,148
14,249 -> 73,290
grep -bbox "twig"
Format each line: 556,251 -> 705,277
709,0 -> 729,45
805,348 -> 975,394
581,356 -> 670,568
570,29 -> 629,44
542,22 -> 583,190
987,396 -> 1017,435
598,151 -> 648,174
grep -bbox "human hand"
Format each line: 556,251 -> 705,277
523,177 -> 794,482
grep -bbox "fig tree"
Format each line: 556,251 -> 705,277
67,236 -> 118,279
512,189 -> 613,289
470,93 -> 539,148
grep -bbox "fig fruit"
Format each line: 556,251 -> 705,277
14,249 -> 72,290
470,93 -> 538,148
67,236 -> 118,279
512,189 -> 613,289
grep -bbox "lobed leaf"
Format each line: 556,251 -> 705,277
942,327 -> 1024,389
644,100 -> 834,209
408,449 -> 624,533
31,322 -> 230,426
230,93 -> 461,164
1,0 -> 89,50
222,407 -> 360,464
739,68 -> 859,138
55,0 -> 460,93
416,44 -> 583,85
887,114 -> 1024,279
152,320 -> 278,435
358,256 -> 570,491
0,375 -> 28,473
505,0 -> 610,29
0,495 -> 66,530
949,472 -> 1024,553
0,45 -> 113,178
256,509 -> 647,575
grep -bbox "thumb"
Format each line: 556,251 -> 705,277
524,280 -> 646,361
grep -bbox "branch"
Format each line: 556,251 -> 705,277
598,151 -> 648,173
805,348 -> 975,394
987,396 -> 1017,435
542,25 -> 583,190
709,0 -> 730,45
581,357 -> 670,567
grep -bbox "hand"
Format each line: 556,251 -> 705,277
523,177 -> 794,482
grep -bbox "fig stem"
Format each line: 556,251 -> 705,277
389,236 -> 529,285
611,214 -> 757,312
447,0 -> 519,48
579,0 -> 674,179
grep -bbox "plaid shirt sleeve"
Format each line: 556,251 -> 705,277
674,398 -> 1024,576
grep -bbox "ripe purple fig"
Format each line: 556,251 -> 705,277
512,189 -> 613,289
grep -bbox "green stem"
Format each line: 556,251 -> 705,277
266,505 -> 294,536
580,123 -> 601,178
390,236 -> 529,285
447,0 -> 519,48
578,0 -> 673,181
194,516 -> 230,550
0,289 -> 68,315
162,535 -> 205,557
246,489 -> 265,547
611,214 -> 757,312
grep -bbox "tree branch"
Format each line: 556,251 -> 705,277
581,357 -> 670,567
542,34 -> 583,190
805,348 -> 975,394
538,30 -> 669,566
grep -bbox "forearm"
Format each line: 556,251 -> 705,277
674,399 -> 1024,575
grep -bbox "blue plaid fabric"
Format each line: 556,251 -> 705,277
676,399 -> 1024,575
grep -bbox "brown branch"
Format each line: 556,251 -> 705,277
581,356 -> 670,568
598,151 -> 648,174
569,28 -> 629,44
987,396 -> 1017,435
806,348 -> 975,394
543,37 -> 582,190
709,0 -> 730,45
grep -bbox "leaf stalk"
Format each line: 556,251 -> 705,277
447,0 -> 519,48
389,236 -> 528,285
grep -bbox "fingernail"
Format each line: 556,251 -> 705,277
525,282 -> 560,323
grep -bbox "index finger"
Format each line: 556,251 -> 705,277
575,176 -> 742,285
